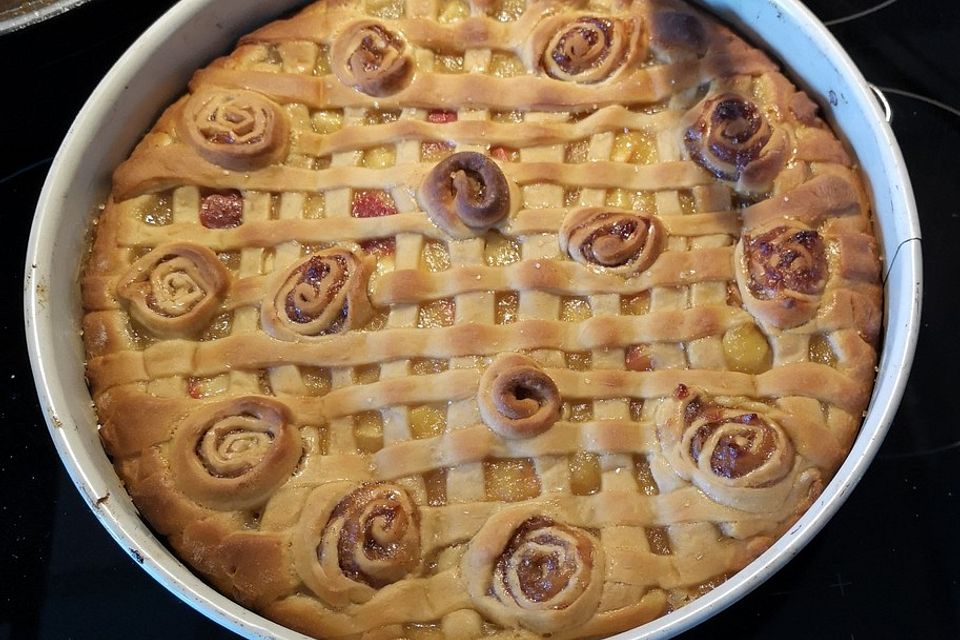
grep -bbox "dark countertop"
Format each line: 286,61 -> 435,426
1,0 -> 958,638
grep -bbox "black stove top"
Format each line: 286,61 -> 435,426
1,1 -> 957,638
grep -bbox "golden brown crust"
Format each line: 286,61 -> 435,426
169,396 -> 303,511
260,247 -> 374,341
462,507 -> 604,634
116,241 -> 231,339
330,20 -> 414,96
418,151 -> 515,238
477,355 -> 562,439
177,88 -> 290,171
81,0 -> 884,638
293,482 -> 422,607
735,220 -> 828,330
682,92 -> 789,195
559,207 -> 666,276
656,386 -> 816,514
530,13 -> 644,84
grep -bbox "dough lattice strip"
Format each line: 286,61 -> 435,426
112,208 -> 741,251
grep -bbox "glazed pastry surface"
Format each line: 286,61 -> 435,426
82,0 -> 883,637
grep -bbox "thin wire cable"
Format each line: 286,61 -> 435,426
823,0 -> 899,26
879,439 -> 960,461
0,156 -> 53,187
877,86 -> 960,120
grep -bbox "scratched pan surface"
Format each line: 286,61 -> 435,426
23,0 -> 921,638
0,0 -> 94,34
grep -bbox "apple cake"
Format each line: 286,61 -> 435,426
80,0 -> 883,637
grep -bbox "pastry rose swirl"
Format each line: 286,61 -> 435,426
462,507 -> 605,634
657,386 -> 803,514
331,20 -> 414,97
535,14 -> 641,84
178,88 -> 290,171
478,355 -> 561,439
735,220 -> 829,329
419,151 -> 513,239
169,397 -> 302,511
683,92 -> 789,194
261,248 -> 373,341
116,242 -> 230,338
294,482 -> 421,607
559,208 -> 666,276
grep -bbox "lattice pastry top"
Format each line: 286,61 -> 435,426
81,0 -> 883,637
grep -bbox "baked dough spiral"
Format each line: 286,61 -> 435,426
658,386 -> 799,513
331,20 -> 414,97
462,507 -> 604,634
116,242 -> 230,338
261,248 -> 373,341
735,220 -> 828,330
169,397 -> 302,511
418,151 -> 513,239
559,208 -> 666,276
536,15 -> 640,84
294,482 -> 421,607
478,355 -> 561,439
683,92 -> 788,194
178,88 -> 290,171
